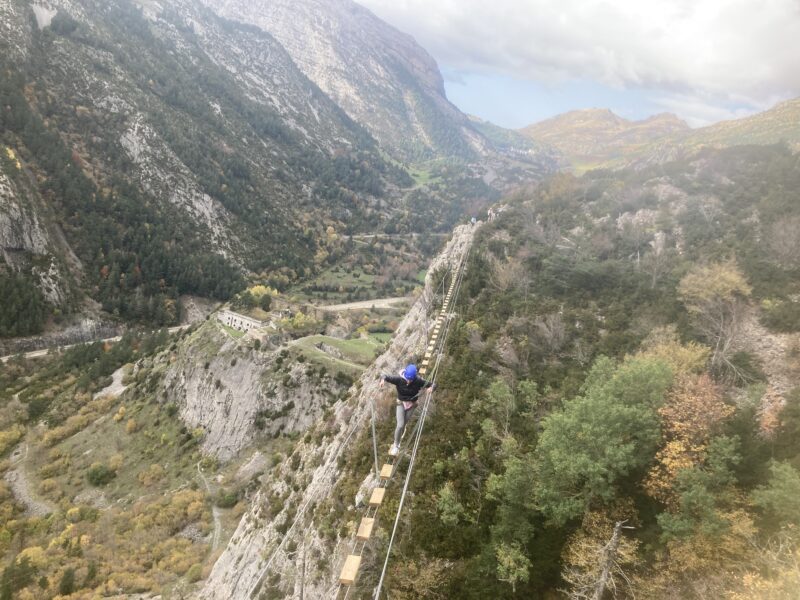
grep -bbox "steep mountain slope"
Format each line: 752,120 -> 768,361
198,224 -> 475,599
0,0 -> 411,328
323,144 -> 800,598
521,108 -> 689,172
0,224 -> 474,599
0,139 -> 86,340
201,0 -> 487,161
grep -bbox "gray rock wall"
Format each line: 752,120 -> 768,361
198,224 -> 474,599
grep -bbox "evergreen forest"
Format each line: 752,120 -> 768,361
326,145 -> 800,599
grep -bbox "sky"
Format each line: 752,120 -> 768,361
356,0 -> 800,129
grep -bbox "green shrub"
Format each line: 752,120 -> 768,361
761,299 -> 800,332
26,396 -> 50,421
86,463 -> 116,486
186,563 -> 203,583
58,568 -> 75,595
215,488 -> 240,508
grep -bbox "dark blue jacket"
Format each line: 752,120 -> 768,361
382,375 -> 434,403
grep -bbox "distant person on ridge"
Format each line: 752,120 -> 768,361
380,364 -> 435,456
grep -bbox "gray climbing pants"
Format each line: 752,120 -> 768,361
394,403 -> 416,446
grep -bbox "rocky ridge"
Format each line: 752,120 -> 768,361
197,224 -> 475,599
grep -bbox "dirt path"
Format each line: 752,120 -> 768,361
197,463 -> 223,551
94,365 -> 129,399
315,297 -> 410,312
4,444 -> 54,517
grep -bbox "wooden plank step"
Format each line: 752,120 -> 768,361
380,463 -> 393,478
340,555 -> 362,585
357,517 -> 375,541
421,360 -> 429,367
369,487 -> 386,506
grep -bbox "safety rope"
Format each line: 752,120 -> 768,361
252,251 -> 464,598
371,243 -> 469,599
335,261 -> 461,600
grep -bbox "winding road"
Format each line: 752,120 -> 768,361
0,325 -> 188,364
315,297 -> 410,312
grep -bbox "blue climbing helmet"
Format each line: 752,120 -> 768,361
403,364 -> 417,380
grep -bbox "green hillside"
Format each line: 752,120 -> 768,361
325,145 -> 800,598
522,100 -> 800,172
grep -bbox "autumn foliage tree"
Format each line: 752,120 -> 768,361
644,374 -> 734,505
562,511 -> 640,600
678,261 -> 752,379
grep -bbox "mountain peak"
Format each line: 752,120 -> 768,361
643,112 -> 690,127
520,108 -> 690,171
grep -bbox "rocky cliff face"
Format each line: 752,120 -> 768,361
3,0 -> 393,253
202,0 -> 483,160
162,323 -> 349,462
0,160 -> 49,258
0,151 -> 72,305
197,224 -> 475,599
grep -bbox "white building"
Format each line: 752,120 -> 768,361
217,309 -> 263,333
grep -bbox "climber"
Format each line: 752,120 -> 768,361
380,364 -> 435,456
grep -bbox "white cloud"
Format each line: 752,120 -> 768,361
357,0 -> 800,123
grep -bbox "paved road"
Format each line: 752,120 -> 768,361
0,325 -> 188,364
315,297 -> 410,312
346,233 -> 447,240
